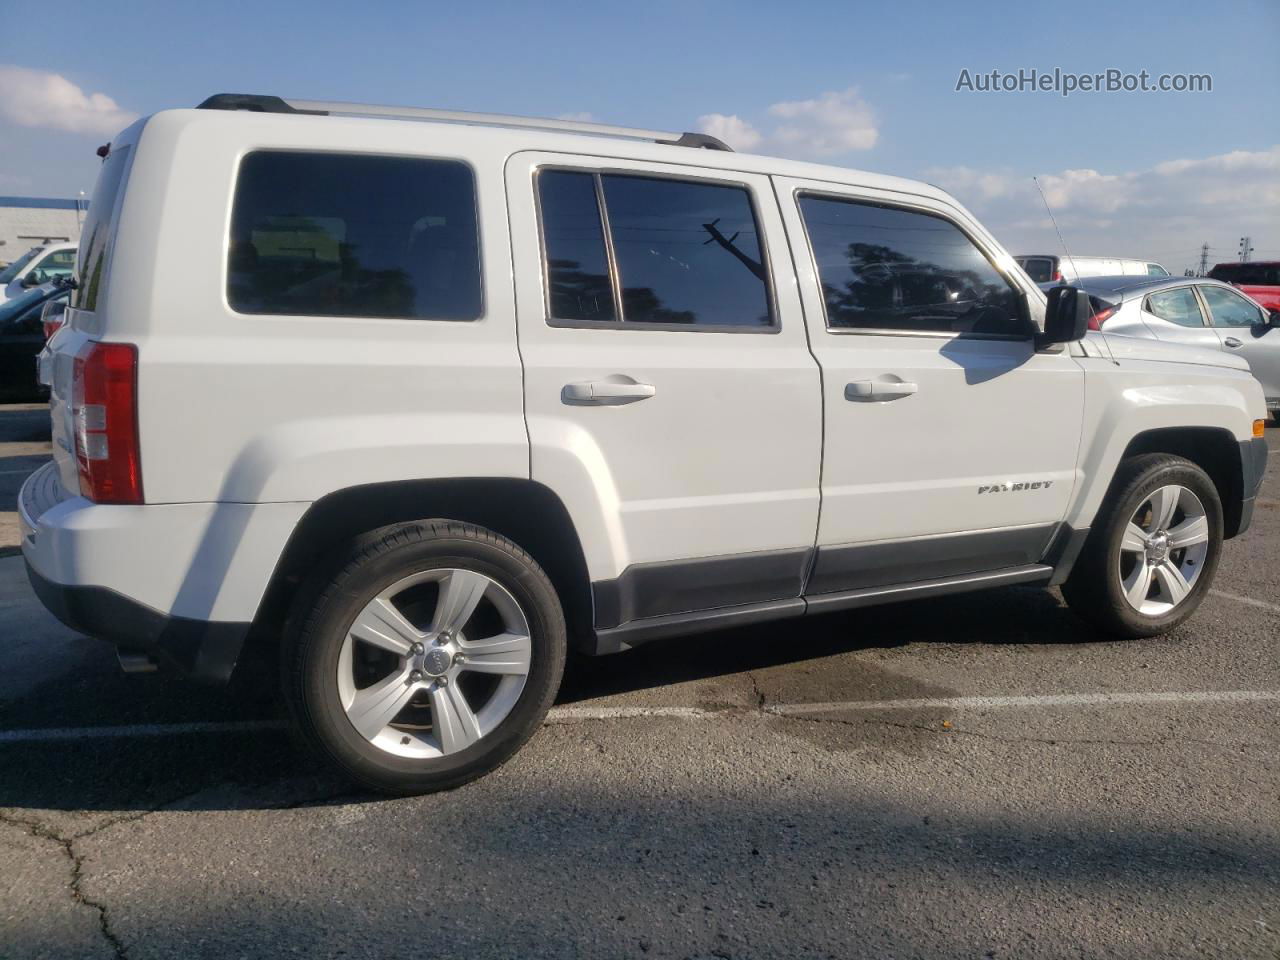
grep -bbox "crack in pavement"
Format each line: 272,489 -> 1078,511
0,783 -> 357,959
745,671 -> 767,709
0,810 -> 129,959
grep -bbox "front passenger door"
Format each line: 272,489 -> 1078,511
1200,284 -> 1280,403
776,179 -> 1084,596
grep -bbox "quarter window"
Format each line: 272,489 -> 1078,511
539,170 -> 616,322
1145,288 -> 1205,327
536,170 -> 773,328
1200,285 -> 1262,328
798,195 -> 1023,335
228,151 -> 481,320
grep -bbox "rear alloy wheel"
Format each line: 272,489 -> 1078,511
1063,454 -> 1222,638
286,521 -> 566,795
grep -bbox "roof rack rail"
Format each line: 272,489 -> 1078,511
196,94 -> 733,151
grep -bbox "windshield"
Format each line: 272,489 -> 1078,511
0,247 -> 44,284
73,144 -> 132,311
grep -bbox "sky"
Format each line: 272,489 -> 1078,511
1,0 -> 1277,275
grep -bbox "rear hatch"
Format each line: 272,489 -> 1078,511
43,135 -> 138,497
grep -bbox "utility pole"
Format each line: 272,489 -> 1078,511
1239,236 -> 1254,262
1198,243 -> 1210,276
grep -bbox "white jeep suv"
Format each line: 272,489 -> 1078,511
19,94 -> 1269,794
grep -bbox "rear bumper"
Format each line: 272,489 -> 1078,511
18,461 -> 308,683
1234,437 -> 1269,538
25,562 -> 250,683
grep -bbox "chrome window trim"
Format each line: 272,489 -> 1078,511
534,163 -> 780,334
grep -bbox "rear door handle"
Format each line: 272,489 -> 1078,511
845,379 -> 918,402
562,378 -> 657,406
1224,337 -> 1243,348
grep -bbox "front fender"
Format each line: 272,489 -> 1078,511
1066,360 -> 1264,529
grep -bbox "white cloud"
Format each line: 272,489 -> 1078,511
766,88 -> 878,156
696,113 -> 762,151
926,145 -> 1280,274
697,87 -> 879,159
0,65 -> 138,136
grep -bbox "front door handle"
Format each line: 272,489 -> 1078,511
562,377 -> 657,406
845,379 -> 919,402
1223,337 -> 1243,348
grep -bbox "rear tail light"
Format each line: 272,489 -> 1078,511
40,300 -> 67,340
1087,305 -> 1119,331
72,341 -> 143,504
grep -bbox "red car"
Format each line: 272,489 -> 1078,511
1208,261 -> 1280,311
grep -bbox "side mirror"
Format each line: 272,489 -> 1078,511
1038,285 -> 1090,346
1268,309 -> 1280,329
20,272 -> 42,288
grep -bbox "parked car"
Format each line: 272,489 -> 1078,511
1016,254 -> 1167,284
0,281 -> 68,401
1039,275 -> 1280,421
0,241 -> 78,304
20,94 -> 1268,795
1207,261 -> 1280,312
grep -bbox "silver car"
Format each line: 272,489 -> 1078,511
1040,275 -> 1280,420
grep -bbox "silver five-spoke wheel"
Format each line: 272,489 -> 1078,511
1117,484 -> 1209,616
338,568 -> 532,759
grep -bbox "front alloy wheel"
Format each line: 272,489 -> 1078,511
1116,484 -> 1210,616
1062,453 -> 1223,638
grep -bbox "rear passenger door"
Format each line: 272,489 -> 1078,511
775,178 -> 1084,596
1139,285 -> 1221,350
507,153 -> 822,632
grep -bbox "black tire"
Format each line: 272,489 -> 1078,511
283,520 -> 566,795
1062,454 -> 1223,638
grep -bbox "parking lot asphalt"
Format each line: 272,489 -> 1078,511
1,404 -> 1277,960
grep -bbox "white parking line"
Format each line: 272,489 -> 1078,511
1210,589 -> 1280,614
546,705 -> 712,722
1,690 -> 1276,743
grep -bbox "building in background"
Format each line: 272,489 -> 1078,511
0,196 -> 84,266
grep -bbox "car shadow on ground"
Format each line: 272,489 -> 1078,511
0,584 -> 1114,814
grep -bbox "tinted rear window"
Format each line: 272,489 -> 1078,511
1208,264 -> 1280,286
73,145 -> 132,311
1019,258 -> 1054,283
228,151 -> 481,320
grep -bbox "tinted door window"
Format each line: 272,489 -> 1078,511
535,170 -> 773,328
798,195 -> 1023,335
1145,288 -> 1206,327
229,151 -> 481,320
602,175 -> 771,327
538,170 -> 616,322
1200,285 -> 1263,327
